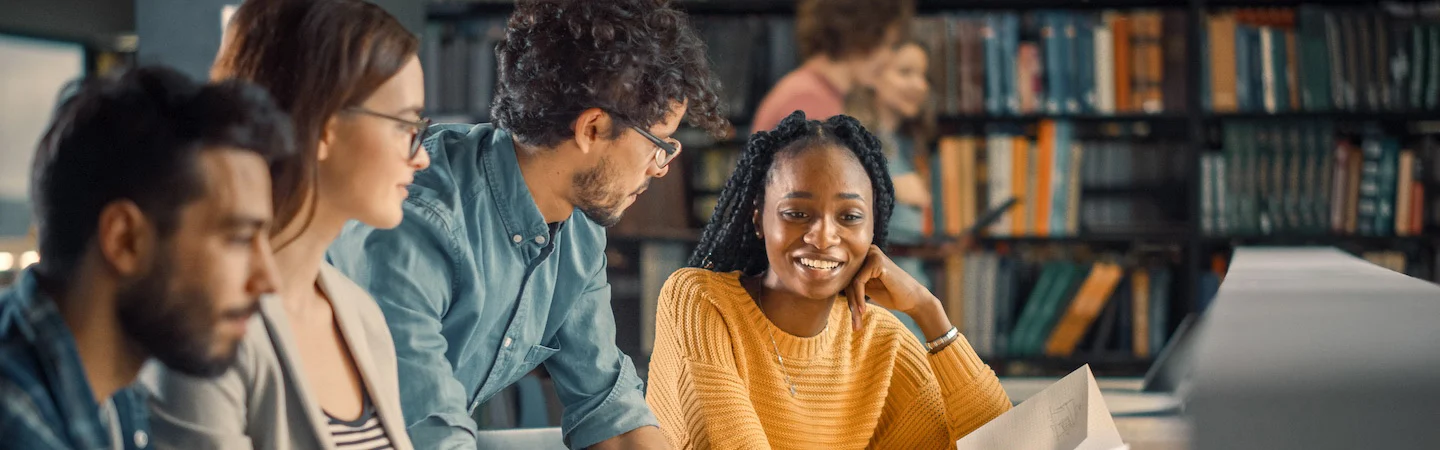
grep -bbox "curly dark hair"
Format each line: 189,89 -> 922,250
797,0 -> 914,60
492,0 -> 728,148
689,111 -> 895,276
31,66 -> 294,283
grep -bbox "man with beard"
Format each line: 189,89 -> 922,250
325,1 -> 727,448
0,66 -> 292,449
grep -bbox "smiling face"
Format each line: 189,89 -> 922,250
873,43 -> 930,119
757,144 -> 875,300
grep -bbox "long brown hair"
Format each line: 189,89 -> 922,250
846,39 -> 937,158
213,0 -> 417,244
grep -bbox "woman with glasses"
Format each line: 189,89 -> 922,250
140,0 -> 428,448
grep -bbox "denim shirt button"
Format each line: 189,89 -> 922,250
535,235 -> 546,245
503,337 -> 513,348
511,234 -> 523,243
134,430 -> 149,448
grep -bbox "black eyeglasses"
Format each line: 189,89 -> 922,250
345,107 -> 431,161
631,126 -> 682,169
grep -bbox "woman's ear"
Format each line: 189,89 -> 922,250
317,115 -> 340,161
752,203 -> 763,240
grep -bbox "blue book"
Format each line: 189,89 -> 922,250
1271,27 -> 1291,112
1148,267 -> 1173,352
1236,26 -> 1254,111
1076,13 -> 1097,114
1198,272 -> 1221,313
1063,12 -> 1081,114
1043,12 -> 1065,114
985,13 -> 1005,114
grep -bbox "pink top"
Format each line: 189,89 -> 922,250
751,68 -> 845,132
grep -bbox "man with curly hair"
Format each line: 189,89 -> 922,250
752,0 -> 915,131
327,0 -> 727,449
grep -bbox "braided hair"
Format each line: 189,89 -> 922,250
689,111 -> 896,275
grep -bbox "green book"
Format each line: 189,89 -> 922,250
1026,263 -> 1085,356
1009,263 -> 1060,357
1376,137 -> 1400,236
1298,6 -> 1332,111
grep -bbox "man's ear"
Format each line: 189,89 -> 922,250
95,200 -> 157,277
571,108 -> 612,155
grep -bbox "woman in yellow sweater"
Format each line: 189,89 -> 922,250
646,111 -> 1011,449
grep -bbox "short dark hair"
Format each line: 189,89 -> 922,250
689,111 -> 895,275
491,0 -> 728,148
30,66 -> 295,282
797,0 -> 914,60
215,0 -> 418,239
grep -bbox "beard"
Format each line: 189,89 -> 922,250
572,155 -> 646,228
116,258 -> 246,378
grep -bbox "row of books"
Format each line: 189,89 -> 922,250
1204,5 -> 1440,113
1200,121 -> 1435,237
945,251 -> 1176,359
926,121 -> 1188,239
911,9 -> 1187,117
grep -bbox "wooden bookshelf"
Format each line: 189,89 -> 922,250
426,0 -> 1440,378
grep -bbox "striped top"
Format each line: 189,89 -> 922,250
325,396 -> 393,450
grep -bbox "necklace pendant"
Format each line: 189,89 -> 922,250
789,386 -> 797,397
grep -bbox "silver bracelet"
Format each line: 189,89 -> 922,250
925,327 -> 960,354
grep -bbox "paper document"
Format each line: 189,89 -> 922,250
956,365 -> 1127,450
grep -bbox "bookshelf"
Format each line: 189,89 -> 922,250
423,0 -> 1440,377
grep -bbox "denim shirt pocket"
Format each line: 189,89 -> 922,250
523,342 -> 561,366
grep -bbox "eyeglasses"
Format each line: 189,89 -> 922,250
345,107 -> 431,161
631,126 -> 682,169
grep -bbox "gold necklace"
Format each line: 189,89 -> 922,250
753,279 -> 799,398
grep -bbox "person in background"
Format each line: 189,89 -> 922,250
324,0 -> 727,448
0,66 -> 290,449
141,0 -> 428,448
846,39 -> 938,340
646,112 -> 1010,449
750,0 -> 915,132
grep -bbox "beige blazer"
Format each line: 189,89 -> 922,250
140,264 -> 412,450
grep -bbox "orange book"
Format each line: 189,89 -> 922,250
959,138 -> 979,232
1044,262 -> 1125,357
1112,13 -> 1134,113
1208,13 -> 1239,112
1345,144 -> 1363,234
1143,12 -> 1165,112
1033,122 -> 1055,236
943,255 -> 966,329
1397,150 -> 1415,237
915,142 -> 934,237
1011,136 -> 1030,236
1132,271 -> 1152,358
939,137 -> 966,237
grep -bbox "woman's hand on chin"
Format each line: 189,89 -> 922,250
843,245 -> 950,337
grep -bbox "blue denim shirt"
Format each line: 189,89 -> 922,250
0,269 -> 151,450
327,124 -> 656,449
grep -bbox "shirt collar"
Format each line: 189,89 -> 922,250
480,128 -> 558,246
4,269 -> 111,449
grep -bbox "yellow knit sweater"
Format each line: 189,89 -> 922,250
646,268 -> 1012,449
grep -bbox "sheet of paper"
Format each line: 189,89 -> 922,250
956,365 -> 1126,450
